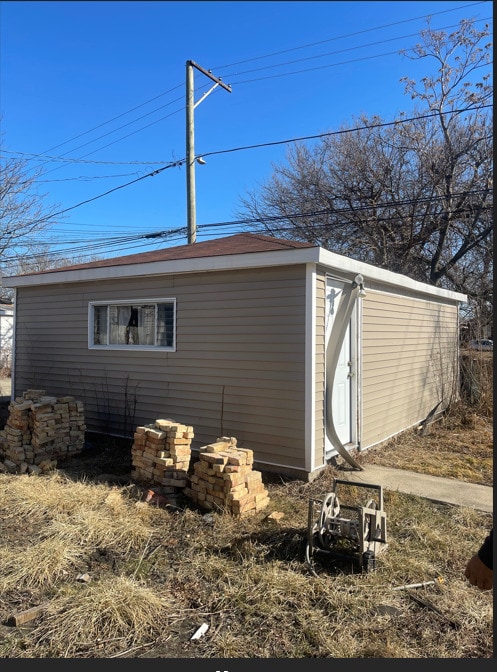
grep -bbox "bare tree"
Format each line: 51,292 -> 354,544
238,19 -> 493,308
1,138 -> 102,300
0,142 -> 62,299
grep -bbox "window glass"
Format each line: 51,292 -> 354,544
93,305 -> 108,345
91,300 -> 175,349
157,303 -> 174,347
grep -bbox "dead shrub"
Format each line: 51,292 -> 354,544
459,352 -> 493,416
30,576 -> 175,657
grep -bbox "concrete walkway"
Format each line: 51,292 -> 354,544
337,463 -> 493,513
0,376 -> 491,513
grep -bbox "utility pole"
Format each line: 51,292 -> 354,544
186,60 -> 231,244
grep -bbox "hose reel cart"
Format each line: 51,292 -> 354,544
306,478 -> 388,576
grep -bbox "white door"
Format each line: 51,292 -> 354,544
325,278 -> 352,456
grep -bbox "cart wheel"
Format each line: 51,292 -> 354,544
362,550 -> 376,573
297,534 -> 308,562
305,541 -> 319,578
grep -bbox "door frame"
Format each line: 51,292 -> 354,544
325,275 -> 360,460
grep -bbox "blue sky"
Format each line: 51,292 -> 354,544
0,0 -> 492,261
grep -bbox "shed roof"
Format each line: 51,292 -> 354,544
12,233 -> 315,276
2,232 -> 467,303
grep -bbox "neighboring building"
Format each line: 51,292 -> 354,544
0,302 -> 14,369
2,233 -> 467,480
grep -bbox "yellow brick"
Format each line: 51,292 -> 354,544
254,490 -> 270,503
143,448 -> 159,459
223,464 -> 240,473
231,495 -> 256,514
227,453 -> 247,466
223,472 -> 245,487
245,470 -> 262,483
156,457 -> 174,467
238,448 -> 254,461
200,453 -> 228,465
227,486 -> 249,501
167,438 -> 191,446
255,496 -> 271,510
145,427 -> 167,438
154,418 -> 177,429
248,482 -> 266,495
169,447 -> 191,457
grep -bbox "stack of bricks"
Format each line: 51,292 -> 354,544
130,419 -> 193,494
184,436 -> 270,518
0,389 -> 86,475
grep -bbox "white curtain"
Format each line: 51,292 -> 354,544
108,305 -> 155,345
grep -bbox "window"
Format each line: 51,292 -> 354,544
89,299 -> 176,350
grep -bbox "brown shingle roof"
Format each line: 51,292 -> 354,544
27,233 -> 316,276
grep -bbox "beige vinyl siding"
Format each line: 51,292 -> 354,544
361,287 -> 459,450
13,265 -> 308,470
313,271 -> 327,468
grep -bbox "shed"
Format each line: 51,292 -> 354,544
2,233 -> 467,480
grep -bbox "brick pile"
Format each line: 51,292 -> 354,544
184,436 -> 270,518
131,419 -> 193,494
0,389 -> 86,475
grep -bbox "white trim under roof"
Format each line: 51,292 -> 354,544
2,246 -> 467,303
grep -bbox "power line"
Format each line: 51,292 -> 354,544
40,83 -> 183,155
8,187 -> 492,264
1,148 -> 170,166
19,31 -> 493,170
212,2 -> 488,69
26,160 -> 184,226
9,8 -> 490,173
22,104 -> 493,227
216,19 -> 489,81
31,105 -> 184,180
26,172 -> 144,184
42,2 -> 493,163
21,188 -> 494,239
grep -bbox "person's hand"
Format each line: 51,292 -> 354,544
464,553 -> 493,591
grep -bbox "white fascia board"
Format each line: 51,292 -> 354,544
317,248 -> 468,303
2,245 -> 468,304
2,248 -> 322,287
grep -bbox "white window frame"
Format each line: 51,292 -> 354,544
88,298 -> 176,351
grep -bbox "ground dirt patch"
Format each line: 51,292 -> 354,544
0,364 -> 493,659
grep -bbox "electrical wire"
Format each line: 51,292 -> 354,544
6,190 -> 492,264
7,9 -> 490,176
40,83 -> 184,155
28,105 -> 184,182
25,159 -> 184,226
17,194 -> 494,242
0,149 -> 171,166
2,8 -> 491,265
18,104 -> 492,228
212,2 -> 489,69
214,19 -> 490,81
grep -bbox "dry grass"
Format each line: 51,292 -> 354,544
0,362 -> 493,659
356,403 -> 493,486
354,352 -> 493,488
29,577 -> 177,658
